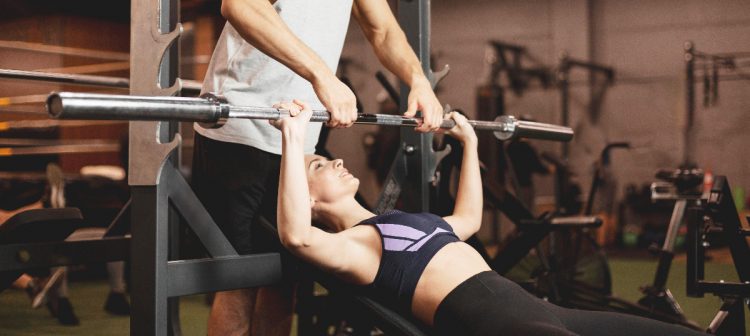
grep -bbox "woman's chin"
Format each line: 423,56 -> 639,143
349,177 -> 361,190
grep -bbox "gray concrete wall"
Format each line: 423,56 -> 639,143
328,0 -> 750,218
590,0 -> 750,196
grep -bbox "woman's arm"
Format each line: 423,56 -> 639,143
441,112 -> 483,240
274,100 -> 353,273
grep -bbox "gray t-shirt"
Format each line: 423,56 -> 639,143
195,0 -> 353,155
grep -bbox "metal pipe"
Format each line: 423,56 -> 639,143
0,69 -> 130,88
684,41 -> 695,167
0,69 -> 202,95
0,143 -> 120,156
563,58 -> 615,79
0,120 -> 124,131
48,91 -> 574,142
0,138 -> 118,147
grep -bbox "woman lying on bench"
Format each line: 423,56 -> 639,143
272,100 -> 705,336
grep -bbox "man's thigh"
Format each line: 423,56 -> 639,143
192,133 -> 281,254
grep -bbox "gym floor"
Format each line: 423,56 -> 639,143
1,254 -> 746,335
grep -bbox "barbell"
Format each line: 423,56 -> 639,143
46,92 -> 573,142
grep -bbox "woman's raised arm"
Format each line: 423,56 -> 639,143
441,112 -> 483,240
272,100 -> 354,274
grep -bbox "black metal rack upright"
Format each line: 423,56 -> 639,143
126,0 -> 441,335
127,1 -> 283,335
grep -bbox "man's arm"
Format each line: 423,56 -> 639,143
221,0 -> 356,127
352,0 -> 444,132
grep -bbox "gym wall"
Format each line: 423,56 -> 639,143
330,0 -> 750,216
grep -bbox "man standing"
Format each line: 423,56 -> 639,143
192,0 -> 444,335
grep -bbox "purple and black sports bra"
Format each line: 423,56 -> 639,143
357,210 -> 460,310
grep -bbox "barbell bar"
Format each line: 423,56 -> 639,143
46,92 -> 573,142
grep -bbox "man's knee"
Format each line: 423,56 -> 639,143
256,283 -> 297,312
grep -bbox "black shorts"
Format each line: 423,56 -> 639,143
191,133 -> 280,255
434,271 -> 706,336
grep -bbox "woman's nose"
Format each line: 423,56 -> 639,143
334,159 -> 343,168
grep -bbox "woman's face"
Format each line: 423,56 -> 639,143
304,155 -> 360,204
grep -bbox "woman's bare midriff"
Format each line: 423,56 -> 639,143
410,242 -> 491,325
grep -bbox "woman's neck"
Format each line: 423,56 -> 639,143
317,198 -> 375,232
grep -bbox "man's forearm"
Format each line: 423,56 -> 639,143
222,0 -> 334,84
354,0 -> 442,129
370,29 -> 428,87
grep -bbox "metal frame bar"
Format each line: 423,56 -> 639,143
684,42 -> 696,167
0,68 -> 201,95
0,40 -> 130,61
166,254 -> 282,297
0,237 -> 129,271
0,143 -> 121,156
0,120 -> 124,131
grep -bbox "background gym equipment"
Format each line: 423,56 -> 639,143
686,176 -> 750,335
635,168 -> 704,324
433,135 -> 704,331
683,41 -> 750,168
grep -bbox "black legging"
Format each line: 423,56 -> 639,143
434,271 -> 707,336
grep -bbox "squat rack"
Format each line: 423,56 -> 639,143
124,0 -> 452,334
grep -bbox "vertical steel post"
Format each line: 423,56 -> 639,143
130,185 -> 170,335
685,204 -> 703,297
558,57 -> 570,160
683,41 -> 695,168
397,0 -> 432,212
158,1 -> 183,334
129,0 -> 183,334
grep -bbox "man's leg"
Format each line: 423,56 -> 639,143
252,283 -> 296,336
192,133 -> 283,335
208,288 -> 258,336
250,164 -> 294,336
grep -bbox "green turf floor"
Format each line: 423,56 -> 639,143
0,281 -> 210,336
0,258 -> 747,335
608,258 -> 749,329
